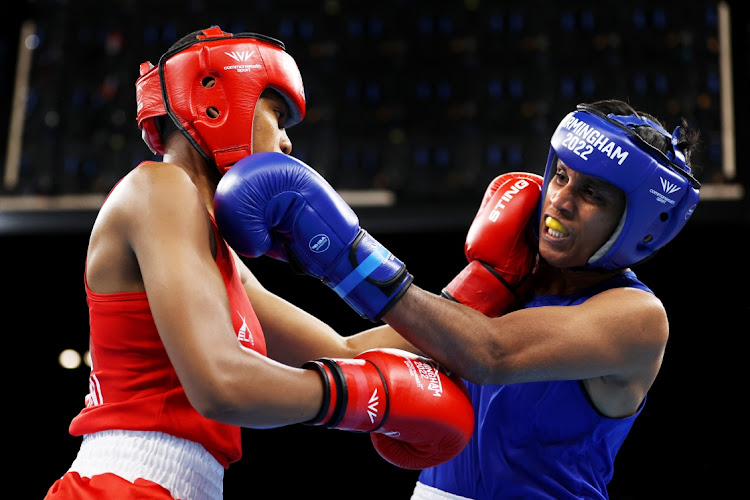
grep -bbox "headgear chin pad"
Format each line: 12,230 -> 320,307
135,26 -> 306,174
540,105 -> 701,270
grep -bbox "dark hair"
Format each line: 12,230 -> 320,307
587,99 -> 701,174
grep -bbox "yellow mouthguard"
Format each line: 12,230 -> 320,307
545,216 -> 568,235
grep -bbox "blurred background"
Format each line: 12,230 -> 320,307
2,0 -> 747,498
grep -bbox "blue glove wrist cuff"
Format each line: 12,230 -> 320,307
327,230 -> 412,321
332,245 -> 390,298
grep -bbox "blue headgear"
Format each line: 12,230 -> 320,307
541,104 -> 701,270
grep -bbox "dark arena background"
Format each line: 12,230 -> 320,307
3,1 -> 748,499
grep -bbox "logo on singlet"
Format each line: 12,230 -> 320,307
84,373 -> 103,407
237,311 -> 254,347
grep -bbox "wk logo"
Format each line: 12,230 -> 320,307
650,177 -> 679,205
225,50 -> 255,62
660,177 -> 681,194
367,388 -> 379,423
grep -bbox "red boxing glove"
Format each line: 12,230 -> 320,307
304,348 -> 474,470
443,172 -> 544,317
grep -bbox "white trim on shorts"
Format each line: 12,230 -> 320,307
69,430 -> 224,500
412,481 -> 474,500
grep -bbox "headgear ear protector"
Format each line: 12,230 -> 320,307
541,104 -> 701,270
135,26 -> 306,173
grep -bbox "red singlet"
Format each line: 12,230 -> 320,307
68,212 -> 266,468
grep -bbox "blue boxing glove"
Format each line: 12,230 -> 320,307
213,152 -> 413,321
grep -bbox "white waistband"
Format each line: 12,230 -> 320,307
412,481 -> 474,500
69,430 -> 224,500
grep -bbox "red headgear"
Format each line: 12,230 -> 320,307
135,26 -> 306,173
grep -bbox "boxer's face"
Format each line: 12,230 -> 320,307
538,161 -> 626,269
251,89 -> 293,155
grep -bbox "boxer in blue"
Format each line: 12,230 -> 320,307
215,99 -> 700,499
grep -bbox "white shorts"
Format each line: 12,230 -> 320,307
412,481 -> 473,500
69,430 -> 224,500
